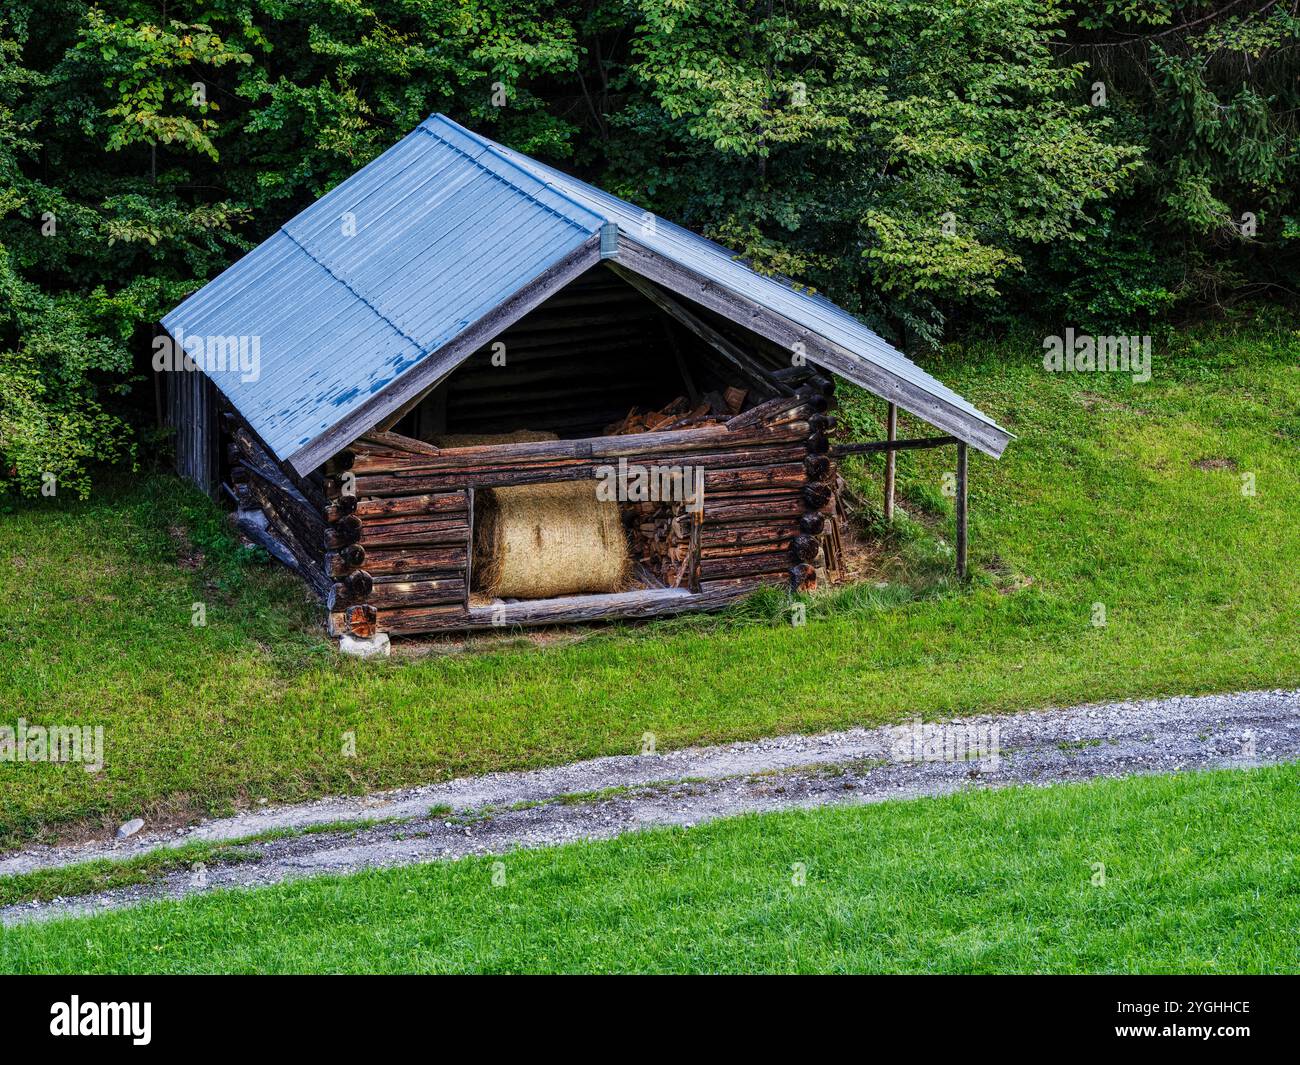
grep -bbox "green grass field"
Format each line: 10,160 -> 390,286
1,317 -> 1297,848
3,763 -> 1295,974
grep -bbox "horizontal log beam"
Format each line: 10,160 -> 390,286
329,604 -> 465,637
365,578 -> 466,608
831,435 -> 958,456
700,539 -> 791,560
698,550 -> 793,580
354,516 -> 471,549
454,585 -> 751,631
340,422 -> 810,477
704,463 -> 807,494
703,496 -> 805,524
353,492 -> 469,519
337,544 -> 468,578
698,573 -> 787,594
344,445 -> 810,497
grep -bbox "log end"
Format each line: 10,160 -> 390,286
801,482 -> 833,510
789,533 -> 820,564
345,569 -> 374,600
798,511 -> 826,535
345,603 -> 379,639
804,454 -> 831,482
789,563 -> 817,593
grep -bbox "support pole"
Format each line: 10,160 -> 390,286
883,402 -> 897,521
955,442 -> 968,580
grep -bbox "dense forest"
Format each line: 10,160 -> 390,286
1,1 -> 1296,496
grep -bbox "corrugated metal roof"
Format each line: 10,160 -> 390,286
163,113 -> 1008,472
162,119 -> 604,462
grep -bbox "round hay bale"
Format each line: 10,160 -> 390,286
435,430 -> 558,448
476,480 -> 630,599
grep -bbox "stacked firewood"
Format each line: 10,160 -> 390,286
627,502 -> 696,588
603,386 -> 747,436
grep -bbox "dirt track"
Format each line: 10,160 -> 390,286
3,687 -> 1297,926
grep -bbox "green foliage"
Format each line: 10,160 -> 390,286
1026,1 -> 1300,327
0,2 -> 1295,493
615,0 -> 1139,342
77,8 -> 253,161
1038,208 -> 1181,329
0,0 -> 585,496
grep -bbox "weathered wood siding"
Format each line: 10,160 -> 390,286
218,375 -> 843,638
167,368 -> 217,495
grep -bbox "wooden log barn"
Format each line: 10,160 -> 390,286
161,115 -> 1010,643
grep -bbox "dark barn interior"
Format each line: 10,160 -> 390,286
391,265 -> 794,443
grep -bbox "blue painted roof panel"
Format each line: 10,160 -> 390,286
162,231 -> 427,456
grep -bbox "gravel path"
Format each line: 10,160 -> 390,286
3,687 -> 1297,926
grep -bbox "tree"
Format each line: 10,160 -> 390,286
610,0 -> 1140,343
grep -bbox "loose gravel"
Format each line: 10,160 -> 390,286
3,687 -> 1296,926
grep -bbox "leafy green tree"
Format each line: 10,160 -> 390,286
1037,1 -> 1300,325
0,0 -> 586,497
610,0 -> 1140,343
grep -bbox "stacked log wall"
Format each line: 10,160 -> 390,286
223,417 -> 334,602
697,376 -> 839,595
222,377 -> 842,638
319,384 -> 839,636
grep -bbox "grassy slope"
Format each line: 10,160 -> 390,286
1,319 -> 1297,847
3,764 -> 1296,974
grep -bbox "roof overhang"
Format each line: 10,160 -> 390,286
280,227 -> 1008,473
614,235 -> 1010,459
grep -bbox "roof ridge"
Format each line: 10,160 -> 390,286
278,226 -> 426,353
419,115 -> 607,235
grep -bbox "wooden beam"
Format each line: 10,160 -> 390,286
615,235 -> 1010,458
604,262 -> 792,398
662,318 -> 699,405
359,430 -> 440,456
340,421 -> 808,475
956,441 -> 968,580
463,485 -> 476,609
831,435 -> 958,456
884,402 -> 897,521
459,585 -> 747,630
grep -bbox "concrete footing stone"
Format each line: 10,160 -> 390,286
338,633 -> 391,659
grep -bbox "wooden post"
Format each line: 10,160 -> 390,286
662,319 -> 699,405
463,486 -> 476,608
955,442 -> 968,580
883,402 -> 897,521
